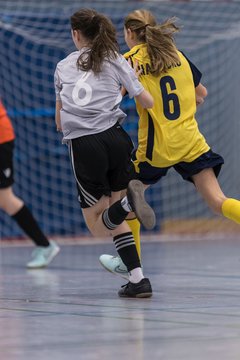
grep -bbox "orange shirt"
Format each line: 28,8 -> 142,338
0,101 -> 15,144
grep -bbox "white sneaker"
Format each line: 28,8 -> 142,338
26,240 -> 60,269
99,254 -> 129,280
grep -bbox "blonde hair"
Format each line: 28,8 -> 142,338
124,9 -> 180,75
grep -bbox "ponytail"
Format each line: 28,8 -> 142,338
145,18 -> 180,75
124,10 -> 180,75
71,9 -> 119,74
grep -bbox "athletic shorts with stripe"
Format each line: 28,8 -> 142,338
0,140 -> 14,189
134,149 -> 224,185
68,122 -> 136,208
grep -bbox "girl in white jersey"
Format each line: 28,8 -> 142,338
54,8 -> 155,298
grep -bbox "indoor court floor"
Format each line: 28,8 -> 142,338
1,236 -> 240,360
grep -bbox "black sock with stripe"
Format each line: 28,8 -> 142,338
113,232 -> 141,272
102,200 -> 129,230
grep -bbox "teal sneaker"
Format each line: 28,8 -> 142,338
26,240 -> 60,269
99,254 -> 129,280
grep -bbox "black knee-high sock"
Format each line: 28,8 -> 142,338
113,232 -> 141,272
102,200 -> 128,230
12,205 -> 50,247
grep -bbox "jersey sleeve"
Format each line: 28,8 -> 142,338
113,55 -> 144,98
54,65 -> 62,101
180,52 -> 202,87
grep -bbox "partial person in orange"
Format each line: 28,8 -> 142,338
0,100 -> 60,268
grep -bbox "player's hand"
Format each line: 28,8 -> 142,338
196,95 -> 204,106
128,58 -> 142,78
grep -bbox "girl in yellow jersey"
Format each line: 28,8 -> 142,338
100,9 -> 240,281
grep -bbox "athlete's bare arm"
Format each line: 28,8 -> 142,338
135,90 -> 154,109
55,100 -> 62,132
196,83 -> 208,106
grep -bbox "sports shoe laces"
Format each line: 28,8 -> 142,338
121,282 -> 130,289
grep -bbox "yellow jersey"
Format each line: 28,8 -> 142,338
124,44 -> 209,169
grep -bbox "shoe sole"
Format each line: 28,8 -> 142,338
99,257 -> 129,280
119,292 -> 153,298
26,247 -> 60,269
136,292 -> 152,298
127,180 -> 156,230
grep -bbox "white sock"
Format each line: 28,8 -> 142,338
129,267 -> 144,284
121,196 -> 132,212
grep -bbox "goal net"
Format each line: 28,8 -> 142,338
1,0 -> 240,240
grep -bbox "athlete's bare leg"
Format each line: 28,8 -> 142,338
192,168 -> 227,214
82,191 -> 131,237
0,186 -> 24,215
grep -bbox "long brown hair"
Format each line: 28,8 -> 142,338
70,8 -> 119,74
124,9 -> 180,75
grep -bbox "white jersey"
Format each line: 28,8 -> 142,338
54,50 -> 144,142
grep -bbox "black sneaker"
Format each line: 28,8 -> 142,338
127,179 -> 156,230
118,278 -> 152,298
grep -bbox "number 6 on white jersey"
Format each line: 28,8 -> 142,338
72,72 -> 93,106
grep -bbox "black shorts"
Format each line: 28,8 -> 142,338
135,149 -> 224,185
69,123 -> 135,208
0,140 -> 14,189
